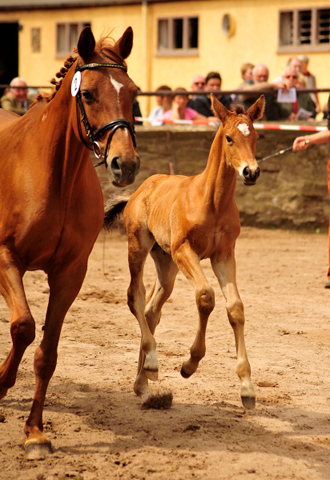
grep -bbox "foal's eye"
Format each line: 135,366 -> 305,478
225,135 -> 233,144
81,90 -> 94,102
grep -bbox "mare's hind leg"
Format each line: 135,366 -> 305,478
0,247 -> 35,399
211,249 -> 255,410
23,261 -> 88,459
134,244 -> 178,398
172,243 -> 215,378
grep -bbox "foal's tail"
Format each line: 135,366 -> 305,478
103,190 -> 133,230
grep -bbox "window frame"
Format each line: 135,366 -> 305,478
156,16 -> 199,57
56,22 -> 91,58
278,7 -> 330,53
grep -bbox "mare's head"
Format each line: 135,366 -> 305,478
211,94 -> 265,185
73,26 -> 140,187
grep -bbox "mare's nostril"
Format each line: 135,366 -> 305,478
110,156 -> 122,176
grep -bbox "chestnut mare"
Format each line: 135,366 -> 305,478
105,94 -> 265,409
0,26 -> 139,458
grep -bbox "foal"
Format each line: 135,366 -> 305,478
106,94 -> 265,409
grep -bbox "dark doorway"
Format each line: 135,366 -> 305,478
0,22 -> 19,97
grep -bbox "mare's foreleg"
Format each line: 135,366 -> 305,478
211,249 -> 255,409
127,231 -> 158,397
172,242 -> 215,378
0,248 -> 35,399
134,244 -> 178,397
23,261 -> 88,458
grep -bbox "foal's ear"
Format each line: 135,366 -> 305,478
246,95 -> 265,122
77,26 -> 96,62
211,93 -> 230,123
114,26 -> 133,60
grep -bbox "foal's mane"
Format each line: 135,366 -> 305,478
36,33 -> 127,104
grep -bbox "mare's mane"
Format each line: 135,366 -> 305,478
35,32 -> 127,104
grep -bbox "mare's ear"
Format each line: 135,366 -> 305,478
77,26 -> 96,62
211,93 -> 230,124
246,95 -> 265,122
114,26 -> 133,60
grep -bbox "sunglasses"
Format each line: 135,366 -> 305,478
194,81 -> 205,86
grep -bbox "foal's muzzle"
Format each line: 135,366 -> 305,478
242,165 -> 260,185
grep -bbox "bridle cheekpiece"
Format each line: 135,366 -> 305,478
74,60 -> 136,168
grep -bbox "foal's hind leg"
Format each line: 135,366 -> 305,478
211,249 -> 255,410
134,244 -> 178,398
0,248 -> 35,400
172,243 -> 215,378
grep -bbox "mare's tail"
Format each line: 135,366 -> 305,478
103,190 -> 133,230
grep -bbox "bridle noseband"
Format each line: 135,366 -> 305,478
74,61 -> 136,168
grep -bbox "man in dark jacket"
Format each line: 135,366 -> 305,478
193,71 -> 232,120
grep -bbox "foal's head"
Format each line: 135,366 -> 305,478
211,94 -> 265,185
73,27 -> 140,187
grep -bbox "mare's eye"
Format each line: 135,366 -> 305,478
225,135 -> 233,144
82,90 -> 94,102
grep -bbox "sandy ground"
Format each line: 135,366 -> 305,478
1,226 -> 330,480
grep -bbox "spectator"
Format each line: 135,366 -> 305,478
1,77 -> 34,116
188,74 -> 205,108
240,63 -> 254,83
292,94 -> 330,287
237,64 -> 284,120
277,66 -> 316,120
133,86 -> 143,125
193,71 -> 231,121
299,54 -> 320,112
163,87 -> 207,122
147,85 -> 172,126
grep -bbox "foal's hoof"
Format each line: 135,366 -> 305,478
180,366 -> 192,379
24,440 -> 53,459
241,396 -> 255,410
145,369 -> 158,381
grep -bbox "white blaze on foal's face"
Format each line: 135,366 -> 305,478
237,123 -> 250,137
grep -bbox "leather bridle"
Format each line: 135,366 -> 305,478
74,61 -> 136,168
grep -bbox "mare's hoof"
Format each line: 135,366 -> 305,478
144,369 -> 158,381
180,366 -> 192,379
241,396 -> 255,410
24,440 -> 53,459
0,386 -> 8,400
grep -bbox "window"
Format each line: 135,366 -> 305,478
157,16 -> 199,56
31,28 -> 41,53
56,22 -> 90,57
279,8 -> 330,52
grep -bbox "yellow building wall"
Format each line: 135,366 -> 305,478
0,0 -> 329,116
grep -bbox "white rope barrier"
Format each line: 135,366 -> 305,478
135,117 -> 327,132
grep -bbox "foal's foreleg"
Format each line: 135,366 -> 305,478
211,251 -> 255,409
127,232 -> 158,397
173,243 -> 215,378
134,245 -> 178,397
0,248 -> 35,400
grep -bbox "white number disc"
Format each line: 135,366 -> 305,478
71,71 -> 82,97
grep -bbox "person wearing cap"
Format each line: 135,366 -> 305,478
293,94 -> 330,288
162,87 -> 207,122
